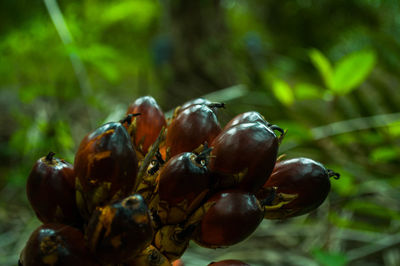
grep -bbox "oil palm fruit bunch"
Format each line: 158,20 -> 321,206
21,96 -> 339,265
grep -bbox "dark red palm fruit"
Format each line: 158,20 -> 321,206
165,105 -> 221,158
74,121 -> 138,218
156,150 -> 211,224
126,96 -> 166,155
223,111 -> 270,130
85,194 -> 154,264
125,245 -> 171,266
192,190 -> 264,248
19,223 -> 98,266
179,97 -> 211,112
209,122 -> 279,193
208,260 -> 250,266
26,152 -> 82,226
259,158 -> 338,219
175,97 -> 225,115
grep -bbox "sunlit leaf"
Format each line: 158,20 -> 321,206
102,0 -> 159,29
309,49 -> 333,89
387,120 -> 400,137
370,146 -> 399,163
272,79 -> 294,106
332,50 -> 376,95
294,82 -> 323,100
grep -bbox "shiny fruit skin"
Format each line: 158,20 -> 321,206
126,96 -> 166,154
193,190 -> 263,248
179,98 -> 212,113
86,194 -> 154,264
26,153 -> 81,226
157,152 -> 210,224
223,111 -> 269,130
19,223 -> 97,266
208,260 -> 250,266
74,122 -> 138,215
261,157 -> 331,219
165,105 -> 221,158
209,122 -> 278,193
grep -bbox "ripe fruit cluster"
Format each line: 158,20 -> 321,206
20,96 -> 339,266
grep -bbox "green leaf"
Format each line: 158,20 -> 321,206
370,146 -> 399,163
102,0 -> 159,29
332,50 -> 376,94
387,120 -> 400,137
272,79 -> 294,106
309,49 -> 333,89
294,82 -> 323,100
312,249 -> 348,266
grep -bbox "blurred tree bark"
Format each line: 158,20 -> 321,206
158,0 -> 237,108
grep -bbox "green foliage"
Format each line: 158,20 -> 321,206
293,82 -> 323,100
370,146 -> 399,163
331,50 -> 376,94
271,79 -> 294,106
310,49 -> 376,95
312,249 -> 348,266
309,49 -> 334,89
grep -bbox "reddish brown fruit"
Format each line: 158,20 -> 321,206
179,98 -> 212,113
209,122 -> 280,192
259,157 -> 338,219
19,224 -> 97,266
157,150 -> 211,224
192,190 -> 264,248
126,96 -> 166,154
223,111 -> 270,130
208,260 -> 250,266
26,152 -> 81,226
165,105 -> 221,158
176,98 -> 224,116
86,194 -> 154,264
74,122 -> 138,218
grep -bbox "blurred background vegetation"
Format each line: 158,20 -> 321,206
1,0 -> 400,265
